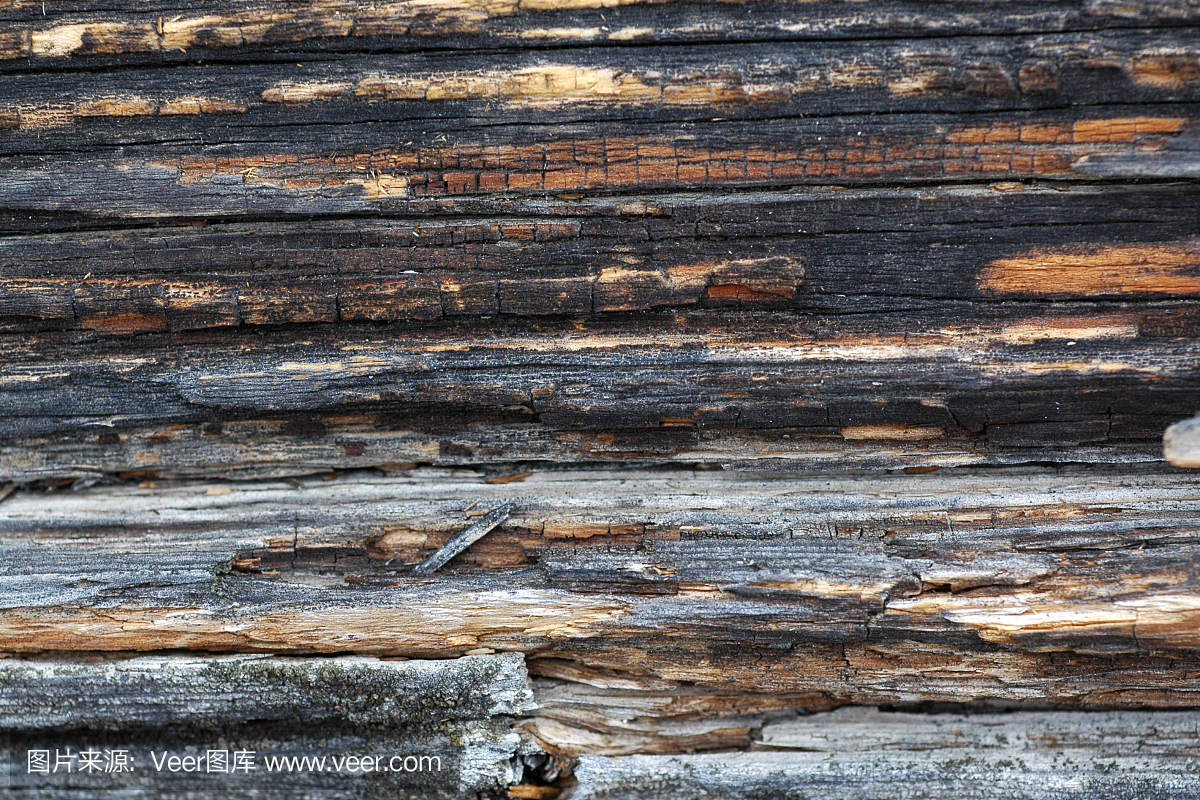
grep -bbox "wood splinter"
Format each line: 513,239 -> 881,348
410,502 -> 513,574
1164,413 -> 1200,468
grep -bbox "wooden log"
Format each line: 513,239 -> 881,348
0,653 -> 535,798
566,707 -> 1200,799
3,466 -> 1200,708
3,0 -> 1198,69
1,21 -> 1197,230
1,309 -> 1196,476
6,32 -> 1200,135
2,181 -> 1196,478
1,185 -> 1197,332
0,653 -> 534,730
0,416 -> 1172,482
2,109 -> 1196,233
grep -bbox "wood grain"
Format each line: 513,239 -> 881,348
3,0 -> 1198,68
0,653 -> 533,730
1,0 -> 1197,794
3,467 -> 1200,706
568,708 -> 1200,799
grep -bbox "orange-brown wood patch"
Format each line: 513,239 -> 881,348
979,241 -> 1200,297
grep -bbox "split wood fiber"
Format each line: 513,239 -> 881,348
4,467 -> 1200,706
2,1 -> 1199,797
0,0 -> 1197,479
570,707 -> 1200,799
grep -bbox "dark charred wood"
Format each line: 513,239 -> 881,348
2,1 -> 1197,795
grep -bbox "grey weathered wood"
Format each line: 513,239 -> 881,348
0,415 -> 1170,483
759,706 -> 1200,754
412,503 -> 512,574
1074,129 -> 1200,178
1,0 -> 1198,794
0,653 -> 533,730
3,726 -> 526,799
568,708 -> 1200,799
1,310 -> 1196,472
0,653 -> 535,798
2,466 -> 1200,708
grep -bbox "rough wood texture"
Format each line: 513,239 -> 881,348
1,2 -> 1198,481
3,305 -> 1198,480
3,0 -> 1198,796
6,187 -> 1196,333
568,707 -> 1200,799
5,730 -> 528,800
3,0 -> 1198,67
0,653 -> 533,730
4,467 -> 1200,709
0,653 -> 535,798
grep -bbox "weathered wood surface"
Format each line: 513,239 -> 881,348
4,467 -> 1200,710
5,730 -> 527,800
3,305 -> 1199,479
0,653 -> 533,730
1,1 -> 1198,479
3,1 -> 1199,796
4,0 -> 1199,67
0,654 -> 535,798
568,708 -> 1200,799
5,186 -> 1197,332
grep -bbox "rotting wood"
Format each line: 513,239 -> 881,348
4,729 -> 526,800
1,310 -> 1197,478
7,34 -> 1200,128
0,653 -> 536,798
0,416 -> 1176,482
527,699 -> 1200,764
2,111 -> 1195,231
3,466 -> 1200,706
1,0 -> 1198,795
0,653 -> 534,730
4,0 -> 1199,67
523,678 -> 822,757
566,707 -> 1200,799
1,186 -> 1198,332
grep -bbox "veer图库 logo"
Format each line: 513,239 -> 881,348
7,741 -> 448,790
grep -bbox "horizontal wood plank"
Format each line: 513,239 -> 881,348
2,466 -> 1200,708
2,2 -> 1197,794
0,310 -> 1194,477
0,653 -> 533,730
2,0 -> 1198,69
568,707 -> 1200,799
